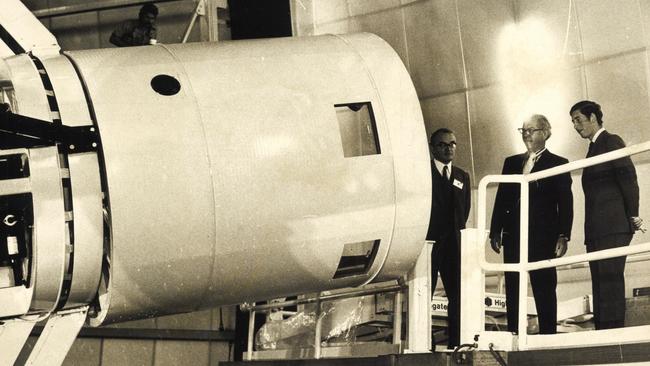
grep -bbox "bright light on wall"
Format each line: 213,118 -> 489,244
496,18 -> 572,151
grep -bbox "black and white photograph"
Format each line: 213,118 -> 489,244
1,1 -> 649,365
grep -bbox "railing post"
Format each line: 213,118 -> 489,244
460,228 -> 484,345
393,290 -> 403,347
518,181 -> 529,350
246,309 -> 255,361
405,240 -> 433,353
314,296 -> 322,359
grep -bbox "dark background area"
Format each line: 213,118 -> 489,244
228,0 -> 291,40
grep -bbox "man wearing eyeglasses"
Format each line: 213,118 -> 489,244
489,114 -> 573,335
570,100 -> 642,330
426,128 -> 471,349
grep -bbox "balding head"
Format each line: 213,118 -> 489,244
526,114 -> 551,140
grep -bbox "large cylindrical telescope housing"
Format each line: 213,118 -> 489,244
0,33 -> 431,325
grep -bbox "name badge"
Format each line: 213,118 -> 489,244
453,179 -> 463,190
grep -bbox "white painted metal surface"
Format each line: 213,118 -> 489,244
525,324 -> 650,349
62,33 -> 429,324
28,147 -> 67,313
393,290 -> 403,346
0,318 -> 36,365
65,153 -> 103,306
459,228 -> 486,348
25,306 -> 89,366
2,54 -> 52,121
0,177 -> 30,196
1,4 -> 430,352
38,55 -> 93,126
0,0 -> 59,57
406,240 -> 432,353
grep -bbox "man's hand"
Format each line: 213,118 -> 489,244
630,216 -> 645,233
554,236 -> 568,258
490,237 -> 502,254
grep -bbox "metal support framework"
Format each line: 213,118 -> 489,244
243,281 -> 406,360
0,0 -> 60,57
182,0 -> 223,43
241,283 -> 404,312
0,110 -> 98,153
24,306 -> 88,366
405,240 -> 432,353
392,290 -> 402,347
199,0 -> 223,42
182,0 -> 205,43
0,318 -> 37,365
246,310 -> 255,361
314,296 -> 322,359
464,140 -> 650,352
30,326 -> 235,341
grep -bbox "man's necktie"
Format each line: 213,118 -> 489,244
587,142 -> 595,158
443,165 -> 449,181
523,154 -> 535,174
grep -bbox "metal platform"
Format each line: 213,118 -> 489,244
222,341 -> 650,366
220,352 -> 499,366
508,341 -> 650,365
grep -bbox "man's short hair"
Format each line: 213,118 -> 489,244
529,114 -> 552,140
140,3 -> 159,17
429,127 -> 455,144
570,100 -> 603,125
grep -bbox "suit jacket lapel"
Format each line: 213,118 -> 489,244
593,130 -> 608,154
515,153 -> 527,174
431,162 -> 445,203
587,130 -> 608,158
432,162 -> 444,183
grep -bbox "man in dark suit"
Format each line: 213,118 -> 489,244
426,128 -> 471,349
570,100 -> 643,330
490,114 -> 573,334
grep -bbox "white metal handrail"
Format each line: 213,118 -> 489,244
475,140 -> 650,351
481,243 -> 650,273
524,241 -> 650,271
557,251 -> 650,270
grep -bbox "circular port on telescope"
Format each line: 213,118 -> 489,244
151,74 -> 181,96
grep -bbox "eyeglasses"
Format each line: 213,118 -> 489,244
433,141 -> 457,149
517,128 -> 544,135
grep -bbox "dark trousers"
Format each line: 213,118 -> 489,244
504,240 -> 557,334
586,233 -> 632,330
431,236 -> 460,348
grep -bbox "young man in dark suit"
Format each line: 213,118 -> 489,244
570,100 -> 643,330
426,128 -> 471,349
490,114 -> 573,334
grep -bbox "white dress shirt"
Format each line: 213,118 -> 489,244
434,159 -> 452,180
591,127 -> 605,143
523,147 -> 546,174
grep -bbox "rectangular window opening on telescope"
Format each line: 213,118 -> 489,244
334,102 -> 380,157
333,239 -> 380,279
